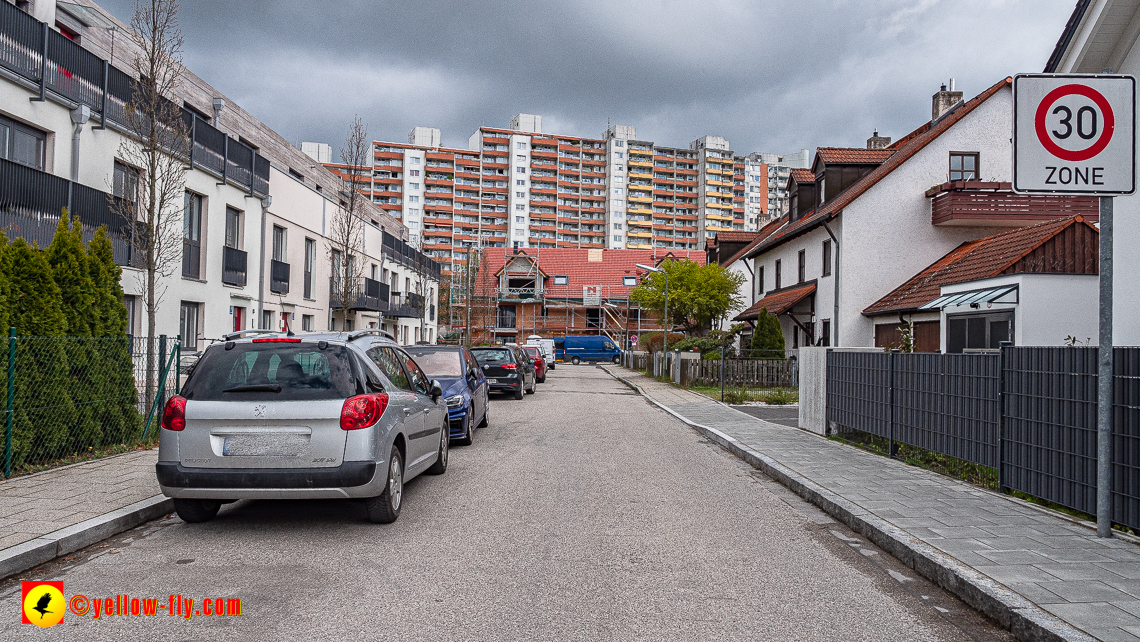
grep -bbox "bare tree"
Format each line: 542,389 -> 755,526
112,0 -> 190,410
329,116 -> 369,330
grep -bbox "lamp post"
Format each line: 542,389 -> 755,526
635,263 -> 668,343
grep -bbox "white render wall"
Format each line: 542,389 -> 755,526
748,224 -> 837,353
837,86 -> 1015,347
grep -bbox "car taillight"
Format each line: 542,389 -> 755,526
534,358 -> 541,365
502,363 -> 517,370
341,393 -> 389,430
162,395 -> 187,431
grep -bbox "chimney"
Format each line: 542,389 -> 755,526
866,130 -> 891,149
932,79 -> 964,122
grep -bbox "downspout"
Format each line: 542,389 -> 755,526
823,218 -> 840,347
68,105 -> 90,212
258,196 -> 272,329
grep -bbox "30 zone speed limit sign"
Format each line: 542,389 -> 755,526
1014,74 -> 1135,194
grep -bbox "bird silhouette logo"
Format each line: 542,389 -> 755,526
21,581 -> 64,627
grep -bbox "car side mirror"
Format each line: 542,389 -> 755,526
430,380 -> 443,403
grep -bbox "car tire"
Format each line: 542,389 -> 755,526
427,425 -> 449,475
537,373 -> 546,383
612,356 -> 620,364
478,400 -> 489,428
173,498 -> 221,523
366,447 -> 403,524
458,407 -> 475,445
571,356 -> 581,365
549,363 -> 555,370
526,379 -> 536,394
513,385 -> 524,400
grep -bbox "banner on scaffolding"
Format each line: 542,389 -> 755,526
582,286 -> 601,306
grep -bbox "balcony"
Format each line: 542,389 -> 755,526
501,287 -> 541,301
387,291 -> 426,318
926,181 -> 1098,227
222,246 -> 247,287
329,277 -> 390,312
270,259 -> 290,294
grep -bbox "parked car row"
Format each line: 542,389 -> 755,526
155,330 -> 556,526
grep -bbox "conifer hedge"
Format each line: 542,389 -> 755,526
0,213 -> 141,472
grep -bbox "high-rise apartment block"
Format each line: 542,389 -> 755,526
311,115 -> 808,276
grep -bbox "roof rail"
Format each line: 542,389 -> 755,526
348,329 -> 397,342
222,329 -> 279,341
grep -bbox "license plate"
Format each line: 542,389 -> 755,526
487,378 -> 498,384
222,434 -> 308,457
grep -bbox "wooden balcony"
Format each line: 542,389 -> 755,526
926,181 -> 1098,227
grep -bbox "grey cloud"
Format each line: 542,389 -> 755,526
96,0 -> 1074,157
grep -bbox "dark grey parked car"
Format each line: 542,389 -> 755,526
156,330 -> 448,524
470,346 -> 536,400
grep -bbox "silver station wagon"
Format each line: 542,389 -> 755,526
156,330 -> 448,524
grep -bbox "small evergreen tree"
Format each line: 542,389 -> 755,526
87,228 -> 140,444
750,309 -> 786,359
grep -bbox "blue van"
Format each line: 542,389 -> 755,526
555,336 -> 621,365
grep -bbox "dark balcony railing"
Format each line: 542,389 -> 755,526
926,181 -> 1098,226
0,157 -> 132,264
222,245 -> 247,287
0,1 -> 269,197
329,277 -> 390,312
182,240 -> 201,279
270,259 -> 290,294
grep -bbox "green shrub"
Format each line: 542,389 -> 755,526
757,388 -> 797,405
751,309 -> 785,357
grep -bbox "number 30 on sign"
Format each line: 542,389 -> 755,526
1013,74 -> 1135,195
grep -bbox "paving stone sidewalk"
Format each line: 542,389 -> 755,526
0,449 -> 161,550
604,365 -> 1140,642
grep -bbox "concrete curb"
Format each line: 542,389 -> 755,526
0,494 -> 173,581
602,366 -> 1095,642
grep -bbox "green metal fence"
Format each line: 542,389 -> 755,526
1,330 -> 180,478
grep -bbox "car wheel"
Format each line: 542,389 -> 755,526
458,407 -> 474,445
612,356 -> 620,364
526,378 -> 536,394
571,356 -> 581,365
537,373 -> 546,383
427,425 -> 449,475
478,400 -> 489,428
366,447 -> 403,524
513,385 -> 524,400
549,363 -> 555,370
173,498 -> 221,523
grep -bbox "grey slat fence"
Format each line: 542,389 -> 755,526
680,358 -> 795,388
826,346 -> 1140,530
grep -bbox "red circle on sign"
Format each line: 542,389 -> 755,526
1035,84 -> 1115,162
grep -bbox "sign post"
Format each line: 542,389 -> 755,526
1014,74 -> 1135,538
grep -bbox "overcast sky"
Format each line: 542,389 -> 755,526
97,0 -> 1076,159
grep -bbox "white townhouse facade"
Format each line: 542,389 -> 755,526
0,0 -> 437,350
733,79 -> 1102,354
1046,0 -> 1140,345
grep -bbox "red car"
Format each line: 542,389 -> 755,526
521,345 -> 547,383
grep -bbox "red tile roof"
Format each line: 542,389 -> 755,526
863,216 -> 1098,315
721,216 -> 787,267
715,231 -> 761,243
481,248 -> 706,299
789,168 -> 815,184
746,77 -> 1013,261
735,284 -> 817,320
815,148 -> 896,164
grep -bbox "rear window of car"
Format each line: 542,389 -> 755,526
406,348 -> 463,378
522,346 -> 540,358
181,343 -> 358,401
471,348 -> 513,365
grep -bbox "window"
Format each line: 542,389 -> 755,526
302,314 -> 314,332
613,223 -> 622,230
553,275 -> 568,285
757,266 -> 765,298
798,250 -> 806,283
304,238 -> 316,299
774,260 -> 782,289
615,164 -> 624,171
182,192 -> 203,279
820,320 -> 831,347
822,240 -> 832,277
225,207 -> 242,249
369,347 -> 411,390
261,309 -> 273,330
516,167 -> 526,174
113,161 -> 139,203
614,235 -> 623,242
516,142 -> 526,150
516,155 -> 526,162
949,152 -> 979,181
409,195 -> 419,203
179,302 -> 200,351
613,188 -> 623,196
272,225 -> 287,262
0,114 -> 45,169
614,140 -> 625,147
792,325 -> 799,349
947,312 -> 1012,353
410,157 -> 420,165
516,180 -> 526,186
409,169 -> 420,177
515,204 -> 525,211
409,182 -> 420,190
515,216 -> 525,223
516,191 -> 525,198
615,151 -> 624,159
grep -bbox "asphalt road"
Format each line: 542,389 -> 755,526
0,366 -> 1010,641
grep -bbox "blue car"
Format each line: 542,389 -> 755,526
406,345 -> 489,445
